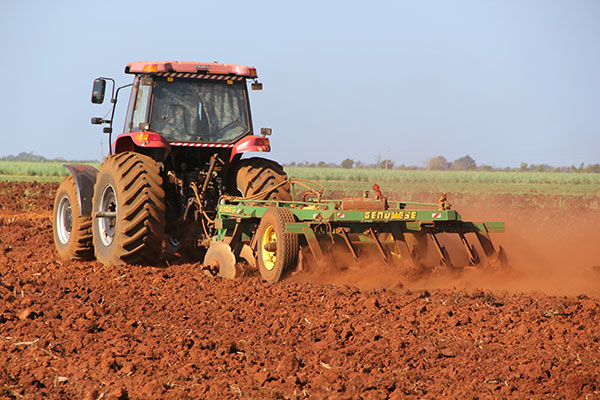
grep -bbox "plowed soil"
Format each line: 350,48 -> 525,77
1,181 -> 599,400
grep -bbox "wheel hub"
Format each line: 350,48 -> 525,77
56,197 -> 73,244
261,225 -> 277,271
98,185 -> 117,247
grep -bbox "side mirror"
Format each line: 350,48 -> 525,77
260,127 -> 272,137
251,81 -> 263,91
91,78 -> 106,104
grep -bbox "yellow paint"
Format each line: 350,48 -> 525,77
261,225 -> 276,270
219,205 -> 237,214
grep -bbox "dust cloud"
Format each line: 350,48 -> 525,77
291,204 -> 600,298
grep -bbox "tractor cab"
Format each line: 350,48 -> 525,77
91,61 -> 271,161
124,63 -> 253,143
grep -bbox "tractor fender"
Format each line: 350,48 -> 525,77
63,164 -> 98,217
229,135 -> 271,162
113,132 -> 171,159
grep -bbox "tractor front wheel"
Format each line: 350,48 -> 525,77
235,157 -> 292,201
53,176 -> 94,261
92,152 -> 166,266
256,207 -> 298,283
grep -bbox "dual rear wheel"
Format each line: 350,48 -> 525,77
91,152 -> 166,265
53,176 -> 94,261
52,152 -> 166,265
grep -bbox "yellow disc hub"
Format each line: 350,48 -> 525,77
261,225 -> 277,271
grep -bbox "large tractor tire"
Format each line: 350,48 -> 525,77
91,152 -> 166,266
256,207 -> 299,283
53,176 -> 94,261
235,157 -> 292,201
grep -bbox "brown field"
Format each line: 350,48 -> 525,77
1,181 -> 599,399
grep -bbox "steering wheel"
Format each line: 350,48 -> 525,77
218,118 -> 242,137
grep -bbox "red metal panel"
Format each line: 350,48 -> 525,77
113,132 -> 171,154
125,61 -> 257,78
229,135 -> 271,161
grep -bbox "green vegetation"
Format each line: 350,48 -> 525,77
286,167 -> 600,185
0,161 -> 100,182
291,154 -> 600,173
285,167 -> 600,197
1,161 -> 598,200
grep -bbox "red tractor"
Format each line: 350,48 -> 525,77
53,61 -> 291,267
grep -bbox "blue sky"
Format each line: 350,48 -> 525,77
1,0 -> 598,167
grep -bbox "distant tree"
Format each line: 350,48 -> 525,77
380,159 -> 394,169
341,158 -> 354,169
452,155 -> 476,170
317,161 -> 327,168
480,164 -> 493,171
1,152 -> 48,162
584,164 -> 600,173
534,164 -> 554,172
289,161 -> 296,167
355,161 -> 364,169
428,156 -> 450,170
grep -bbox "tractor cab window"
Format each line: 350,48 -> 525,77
150,78 -> 251,143
131,81 -> 152,130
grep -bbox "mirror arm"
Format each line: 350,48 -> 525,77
97,77 -> 116,101
103,83 -> 132,156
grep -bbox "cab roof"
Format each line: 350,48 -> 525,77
125,61 -> 257,78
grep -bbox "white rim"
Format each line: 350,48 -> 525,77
98,185 -> 117,247
56,196 -> 72,244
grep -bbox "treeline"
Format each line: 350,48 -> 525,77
287,155 -> 600,173
0,152 -> 99,163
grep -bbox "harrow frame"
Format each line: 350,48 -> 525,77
211,190 -> 507,278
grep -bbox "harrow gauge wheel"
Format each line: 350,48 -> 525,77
256,207 -> 298,283
53,176 -> 94,261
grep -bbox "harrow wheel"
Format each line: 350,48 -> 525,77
53,176 -> 94,261
235,157 -> 292,201
256,207 -> 298,283
91,152 -> 165,266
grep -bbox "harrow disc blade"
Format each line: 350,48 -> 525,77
204,242 -> 237,279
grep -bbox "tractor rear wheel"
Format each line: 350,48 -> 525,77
235,157 -> 292,201
256,207 -> 298,283
53,176 -> 94,261
92,152 -> 166,266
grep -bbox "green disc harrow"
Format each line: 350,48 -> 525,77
204,180 -> 508,282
